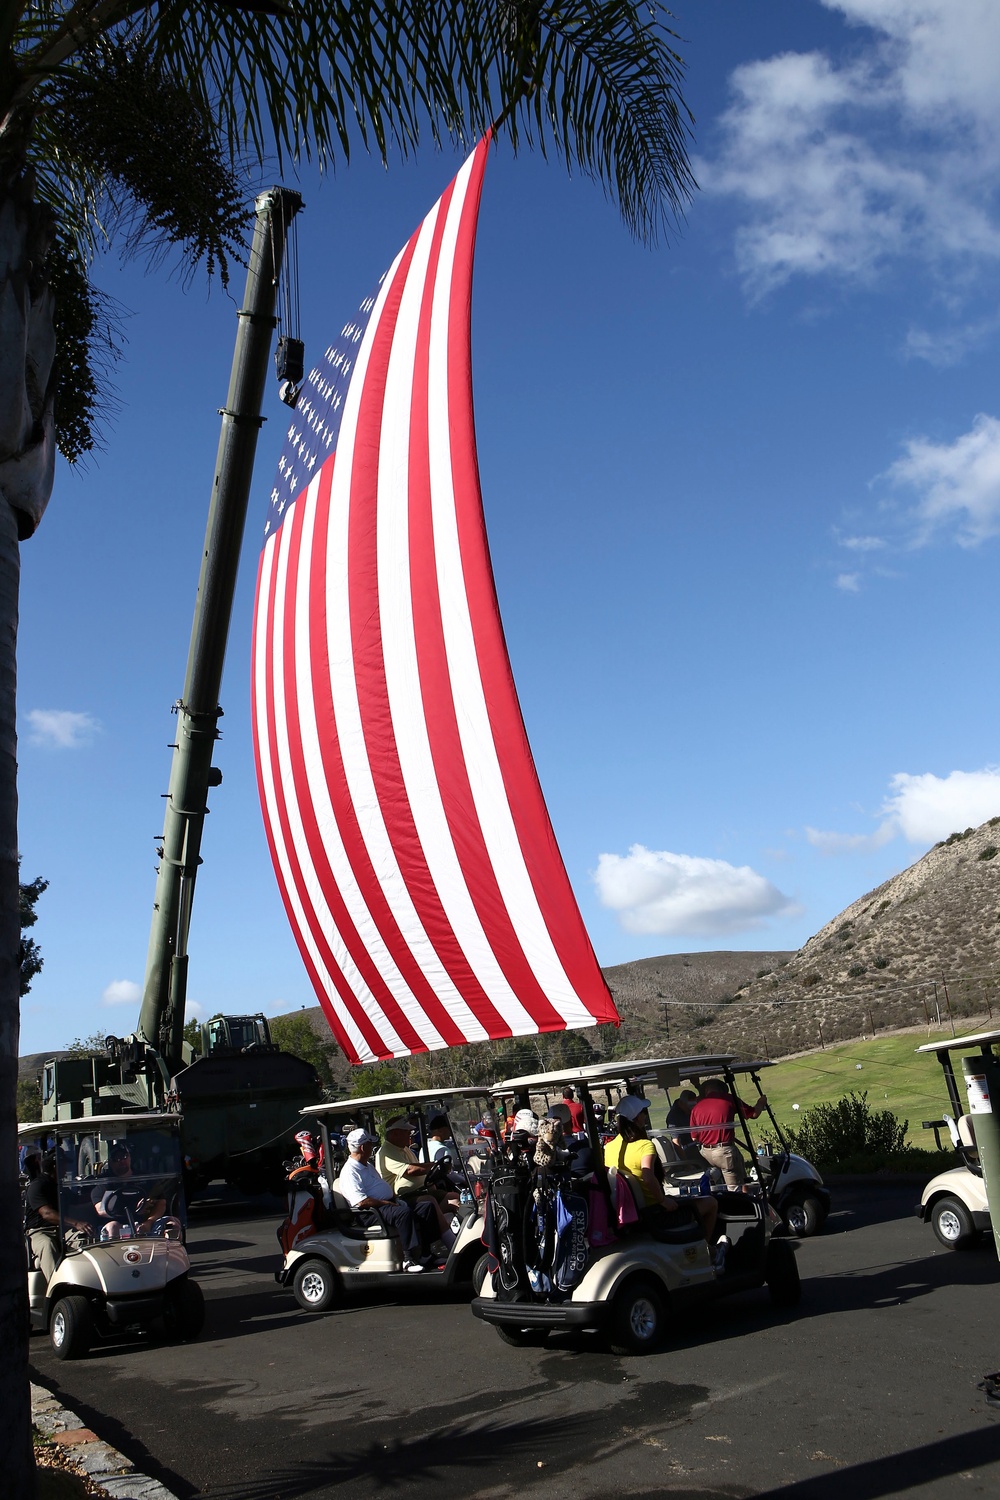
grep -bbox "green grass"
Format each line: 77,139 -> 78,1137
754,1030 -> 963,1148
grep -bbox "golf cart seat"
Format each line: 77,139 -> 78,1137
328,1185 -> 397,1241
652,1136 -> 684,1170
606,1165 -> 705,1246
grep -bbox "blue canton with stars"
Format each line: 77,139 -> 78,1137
263,277 -> 384,542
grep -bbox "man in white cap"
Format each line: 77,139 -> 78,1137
338,1128 -> 439,1272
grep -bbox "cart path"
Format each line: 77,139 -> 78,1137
29,1184 -> 1000,1499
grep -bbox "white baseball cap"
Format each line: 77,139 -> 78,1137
346,1127 -> 377,1150
616,1094 -> 651,1122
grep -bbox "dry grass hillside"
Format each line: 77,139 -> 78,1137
641,815 -> 1000,1061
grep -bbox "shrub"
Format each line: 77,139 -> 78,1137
693,1012 -> 715,1028
847,963 -> 867,978
837,922 -> 853,937
872,955 -> 889,969
979,845 -> 998,861
786,1090 -> 907,1170
801,972 -> 822,987
756,968 -> 772,979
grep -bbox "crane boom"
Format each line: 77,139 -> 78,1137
138,187 -> 303,1071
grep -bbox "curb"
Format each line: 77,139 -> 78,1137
32,1382 -> 181,1500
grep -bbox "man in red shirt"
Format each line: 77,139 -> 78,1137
689,1079 -> 767,1190
561,1087 -> 586,1136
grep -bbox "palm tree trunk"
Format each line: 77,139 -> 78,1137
0,162 -> 58,1500
0,495 -> 30,1497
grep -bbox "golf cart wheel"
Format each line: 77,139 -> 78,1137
493,1324 -> 550,1347
930,1195 -> 978,1251
472,1255 -> 490,1295
50,1295 -> 93,1360
608,1277 -> 666,1356
783,1192 -> 825,1238
164,1279 -> 205,1342
292,1257 -> 341,1313
765,1238 -> 801,1308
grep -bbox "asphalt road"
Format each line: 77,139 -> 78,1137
29,1183 -> 1000,1500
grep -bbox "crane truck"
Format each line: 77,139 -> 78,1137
37,188 -> 324,1196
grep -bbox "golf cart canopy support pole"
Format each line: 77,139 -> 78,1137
138,187 -> 303,1072
961,1052 -> 1000,1259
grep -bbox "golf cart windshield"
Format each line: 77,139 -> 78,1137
56,1118 -> 185,1245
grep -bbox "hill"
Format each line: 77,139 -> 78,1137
21,817 -> 1000,1088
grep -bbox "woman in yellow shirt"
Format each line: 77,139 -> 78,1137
604,1094 -> 720,1254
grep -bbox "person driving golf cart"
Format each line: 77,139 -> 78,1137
24,1152 -> 91,1284
91,1140 -> 167,1236
378,1116 -> 459,1243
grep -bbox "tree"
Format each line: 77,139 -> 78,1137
269,1011 -> 342,1093
0,6 -> 696,1492
18,867 -> 46,997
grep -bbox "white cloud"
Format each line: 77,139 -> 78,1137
27,708 -> 100,749
882,768 -> 1000,842
806,765 -> 1000,853
835,572 -> 861,592
593,844 -> 795,936
840,535 -> 885,552
700,2 -> 1000,297
805,824 -> 894,854
886,413 -> 1000,545
102,978 -> 141,1007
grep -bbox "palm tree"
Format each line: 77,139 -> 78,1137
0,4 -> 694,1491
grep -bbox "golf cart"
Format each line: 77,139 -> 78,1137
472,1056 -> 800,1355
914,1027 -> 997,1250
276,1086 -> 492,1312
19,1114 -> 204,1359
651,1058 -> 831,1238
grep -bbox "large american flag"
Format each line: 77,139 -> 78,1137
251,138 -> 619,1065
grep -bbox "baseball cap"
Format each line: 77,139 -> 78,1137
384,1115 -> 412,1132
346,1128 -> 377,1150
616,1094 -> 651,1122
512,1108 -> 539,1135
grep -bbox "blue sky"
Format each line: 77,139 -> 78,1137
18,0 -> 1000,1053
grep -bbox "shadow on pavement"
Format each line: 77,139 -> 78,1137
754,1423 -> 1000,1498
198,1412 -> 595,1499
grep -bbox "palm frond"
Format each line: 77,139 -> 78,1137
68,1 -> 692,239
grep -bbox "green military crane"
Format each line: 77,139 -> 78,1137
40,188 -> 324,1195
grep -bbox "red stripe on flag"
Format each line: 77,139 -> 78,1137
446,146 -> 618,1023
345,206 -> 509,1045
407,157 -> 565,1033
275,466 -> 426,1057
306,245 -> 488,1052
257,488 -> 398,1060
251,529 -> 383,1062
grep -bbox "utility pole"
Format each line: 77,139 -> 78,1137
138,188 -> 304,1074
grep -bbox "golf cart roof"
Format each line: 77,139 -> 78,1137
302,1085 -> 491,1116
492,1055 -> 738,1093
917,1027 -> 1000,1055
678,1059 -> 774,1079
17,1113 -> 181,1139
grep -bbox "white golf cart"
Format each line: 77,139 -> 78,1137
19,1114 -> 204,1359
914,1027 -> 997,1250
473,1056 -> 800,1355
276,1086 -> 492,1312
651,1058 -> 831,1238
